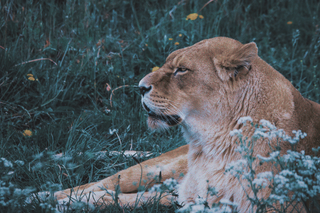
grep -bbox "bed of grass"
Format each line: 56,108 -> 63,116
0,0 -> 319,212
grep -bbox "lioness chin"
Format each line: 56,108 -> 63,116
53,37 -> 320,212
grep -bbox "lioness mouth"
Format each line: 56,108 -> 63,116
143,103 -> 181,126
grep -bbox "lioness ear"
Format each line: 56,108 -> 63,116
214,42 -> 258,81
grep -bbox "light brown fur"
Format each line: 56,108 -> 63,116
54,37 -> 320,212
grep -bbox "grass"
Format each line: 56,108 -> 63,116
0,0 -> 320,212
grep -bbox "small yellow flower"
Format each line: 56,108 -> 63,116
179,34 -> 182,37
145,44 -> 148,47
28,77 -> 35,81
152,66 -> 160,72
175,42 -> 180,45
23,130 -> 32,137
199,15 -> 204,19
169,38 -> 173,41
186,13 -> 198,21
27,74 -> 33,77
287,21 -> 293,25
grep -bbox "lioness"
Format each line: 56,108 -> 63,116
55,37 -> 320,212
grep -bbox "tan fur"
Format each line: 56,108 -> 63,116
54,37 -> 320,212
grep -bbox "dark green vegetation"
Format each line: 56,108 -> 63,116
1,0 -> 320,212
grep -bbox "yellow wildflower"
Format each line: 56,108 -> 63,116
169,38 -> 173,41
199,15 -> 204,19
287,21 -> 293,25
27,74 -> 33,77
152,66 -> 160,72
28,77 -> 35,81
186,13 -> 198,21
145,44 -> 148,47
175,42 -> 180,45
23,130 -> 32,137
179,34 -> 182,37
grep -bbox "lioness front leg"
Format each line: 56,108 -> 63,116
55,145 -> 188,207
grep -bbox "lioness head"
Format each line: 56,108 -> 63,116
139,37 -> 259,130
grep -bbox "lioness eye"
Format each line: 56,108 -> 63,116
174,67 -> 188,76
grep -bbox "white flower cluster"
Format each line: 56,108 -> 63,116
148,178 -> 178,194
271,150 -> 320,202
259,119 -> 276,130
229,129 -> 242,137
0,180 -> 36,207
225,160 -> 247,176
148,184 -> 162,194
0,158 -> 13,168
226,117 -> 320,211
0,157 -> 59,211
252,171 -> 273,189
163,178 -> 178,191
257,151 -> 280,162
253,122 -> 307,145
287,130 -> 307,145
237,116 -> 253,125
178,196 -> 236,213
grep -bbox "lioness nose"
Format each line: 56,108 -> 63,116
139,85 -> 152,96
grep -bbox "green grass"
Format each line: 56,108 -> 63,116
0,0 -> 320,212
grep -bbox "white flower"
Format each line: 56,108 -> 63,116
229,129 -> 242,137
148,184 -> 161,193
252,175 -> 271,188
191,204 -> 205,212
237,116 -> 253,124
109,129 -> 118,135
163,178 -> 178,190
252,129 -> 269,139
257,151 -> 280,162
15,160 -> 25,166
1,158 -> 13,168
257,171 -> 273,180
220,199 -> 237,206
7,171 -> 14,175
195,196 -> 206,204
252,171 -> 274,188
269,194 -> 288,204
303,159 -> 315,170
259,119 -> 276,130
225,159 -> 247,175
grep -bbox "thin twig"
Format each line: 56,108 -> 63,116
169,6 -> 177,20
0,45 -> 5,50
97,47 -> 101,58
115,131 -> 122,150
95,47 -> 101,66
59,38 -> 73,66
109,85 -> 139,107
199,0 -> 217,12
15,58 -> 57,66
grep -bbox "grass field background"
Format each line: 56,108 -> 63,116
1,0 -> 320,212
